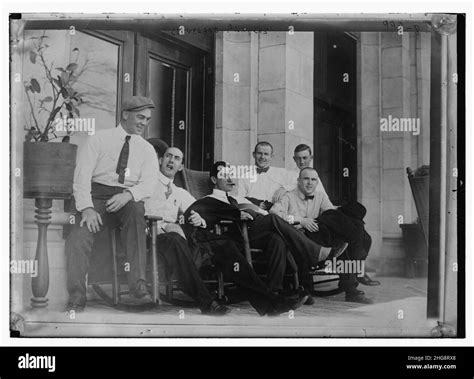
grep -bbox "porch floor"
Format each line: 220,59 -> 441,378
20,276 -> 436,338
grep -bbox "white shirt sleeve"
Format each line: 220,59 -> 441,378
73,136 -> 100,212
127,144 -> 160,202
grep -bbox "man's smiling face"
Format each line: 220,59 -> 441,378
122,108 -> 152,135
253,145 -> 273,169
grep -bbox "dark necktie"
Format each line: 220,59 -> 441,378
116,135 -> 131,184
305,195 -> 315,200
256,166 -> 270,174
226,193 -> 239,207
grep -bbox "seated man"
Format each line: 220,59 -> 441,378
292,144 -> 379,287
185,161 -> 346,305
65,96 -> 159,312
237,141 -> 298,210
145,145 -> 306,316
292,144 -> 326,194
271,167 -> 374,304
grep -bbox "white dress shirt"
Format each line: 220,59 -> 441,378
73,124 -> 159,211
270,187 -> 335,227
145,171 -> 196,228
237,166 -> 298,202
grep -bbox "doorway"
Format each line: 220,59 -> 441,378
313,32 -> 357,205
135,34 -> 214,170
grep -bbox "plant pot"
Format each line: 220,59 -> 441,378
23,142 -> 77,199
400,223 -> 428,278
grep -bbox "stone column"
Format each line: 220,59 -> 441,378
257,32 -> 314,168
357,32 -> 383,271
379,32 -> 415,275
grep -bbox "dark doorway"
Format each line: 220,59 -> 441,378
313,32 -> 357,206
136,34 -> 214,171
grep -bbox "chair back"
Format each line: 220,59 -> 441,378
406,167 -> 429,244
175,168 -> 213,199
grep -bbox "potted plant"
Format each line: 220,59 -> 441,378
20,31 -> 86,200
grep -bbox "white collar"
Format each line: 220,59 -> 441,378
158,171 -> 173,186
116,124 -> 132,140
212,188 -> 228,198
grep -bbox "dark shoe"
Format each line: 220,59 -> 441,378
345,291 -> 374,304
133,280 -> 148,299
268,295 -> 308,316
304,294 -> 315,305
326,242 -> 349,261
202,300 -> 231,316
357,273 -> 381,286
65,302 -> 85,313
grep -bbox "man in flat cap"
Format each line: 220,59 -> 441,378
65,96 -> 160,312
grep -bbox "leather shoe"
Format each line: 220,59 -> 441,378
65,302 -> 85,313
304,294 -> 315,305
133,280 -> 148,299
357,273 -> 381,286
268,295 -> 308,316
326,242 -> 349,261
203,300 -> 231,316
345,291 -> 374,304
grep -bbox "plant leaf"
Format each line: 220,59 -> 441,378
55,67 -> 66,73
65,103 -> 72,111
29,51 -> 36,64
60,87 -> 69,99
42,96 -> 53,102
60,71 -> 70,85
66,63 -> 78,72
72,48 -> 79,52
30,78 -> 41,93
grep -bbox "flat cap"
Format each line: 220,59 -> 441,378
122,96 -> 155,112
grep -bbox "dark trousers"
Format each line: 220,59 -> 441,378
307,213 -> 370,293
247,229 -> 287,292
248,214 -> 323,293
156,232 -> 214,311
206,239 -> 283,316
65,183 -> 147,304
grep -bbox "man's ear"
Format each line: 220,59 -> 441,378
210,176 -> 217,185
252,151 -> 256,160
122,111 -> 129,121
177,163 -> 183,172
158,157 -> 163,165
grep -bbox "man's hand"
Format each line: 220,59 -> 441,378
188,210 -> 206,227
300,218 -> 319,233
272,187 -> 287,203
80,208 -> 103,233
105,191 -> 133,213
240,211 -> 254,221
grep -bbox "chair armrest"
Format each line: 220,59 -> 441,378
219,220 -> 234,225
145,215 -> 163,222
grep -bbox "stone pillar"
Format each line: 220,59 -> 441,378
214,32 -> 253,165
214,31 -> 314,168
258,32 -> 314,168
357,32 -> 383,271
378,32 -> 416,275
